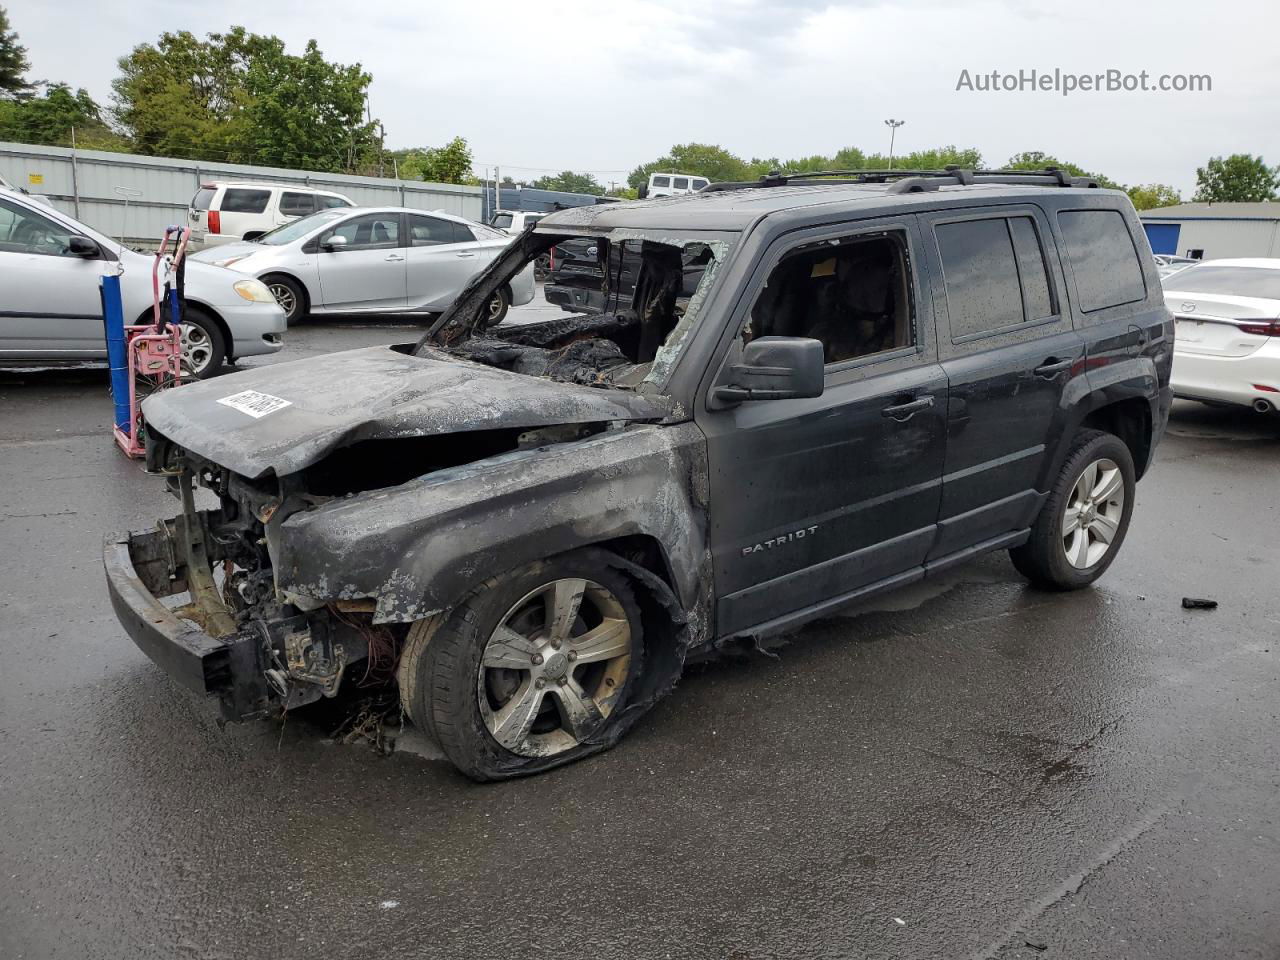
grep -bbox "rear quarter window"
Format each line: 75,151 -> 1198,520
191,187 -> 215,211
219,188 -> 271,214
1057,209 -> 1147,314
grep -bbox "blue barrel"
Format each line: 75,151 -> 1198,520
101,273 -> 131,434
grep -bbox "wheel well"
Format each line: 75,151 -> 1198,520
1082,398 -> 1153,478
260,272 -> 309,313
591,534 -> 679,597
133,301 -> 232,359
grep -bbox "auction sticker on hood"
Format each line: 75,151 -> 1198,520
216,389 -> 292,419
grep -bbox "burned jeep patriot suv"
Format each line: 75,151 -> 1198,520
105,168 -> 1173,780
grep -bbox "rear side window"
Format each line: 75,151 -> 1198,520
279,192 -> 316,217
219,188 -> 270,214
410,215 -> 472,245
191,187 -> 215,211
652,176 -> 671,188
673,177 -> 689,190
935,218 -> 1025,339
1057,209 -> 1146,313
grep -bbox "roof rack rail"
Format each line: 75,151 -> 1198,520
702,166 -> 1100,193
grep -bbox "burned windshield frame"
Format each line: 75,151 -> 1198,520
413,227 -> 737,392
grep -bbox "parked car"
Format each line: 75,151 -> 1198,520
544,236 -> 705,314
639,172 -> 710,198
1162,258 -> 1280,413
488,210 -> 546,235
1154,254 -> 1199,279
189,182 -> 354,247
0,190 -> 285,378
189,206 -> 535,325
104,169 -> 1172,780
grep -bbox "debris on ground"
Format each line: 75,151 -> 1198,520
1181,597 -> 1219,610
1025,940 -> 1048,952
331,692 -> 402,755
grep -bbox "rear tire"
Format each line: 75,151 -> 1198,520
403,550 -> 644,781
1010,429 -> 1136,590
485,287 -> 510,326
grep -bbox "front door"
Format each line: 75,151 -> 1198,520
918,205 -> 1086,558
698,217 -> 948,637
315,212 -> 408,311
0,196 -> 108,357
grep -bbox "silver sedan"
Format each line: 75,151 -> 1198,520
190,207 -> 536,325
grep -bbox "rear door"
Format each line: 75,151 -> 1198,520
314,212 -> 407,310
699,215 -> 948,636
0,196 -> 107,357
405,215 -> 492,310
919,205 -> 1086,558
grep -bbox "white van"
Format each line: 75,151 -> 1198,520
189,181 -> 354,246
644,173 -> 709,198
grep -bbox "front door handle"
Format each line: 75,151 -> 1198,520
385,254 -> 405,262
881,395 -> 935,421
1034,357 -> 1074,378
455,252 -> 476,259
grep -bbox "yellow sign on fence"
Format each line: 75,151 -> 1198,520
27,173 -> 43,185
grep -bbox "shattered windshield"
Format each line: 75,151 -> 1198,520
417,228 -> 735,393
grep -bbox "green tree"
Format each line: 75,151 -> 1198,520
398,136 -> 475,184
0,83 -> 126,148
530,170 -> 604,195
1126,183 -> 1181,211
628,143 -> 750,190
112,27 -> 377,172
0,6 -> 33,100
1006,151 -> 1121,189
1193,154 -> 1279,202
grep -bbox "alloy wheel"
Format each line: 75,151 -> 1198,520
477,578 -> 633,757
487,292 -> 505,322
178,322 -> 214,377
267,282 -> 298,320
1061,457 -> 1125,569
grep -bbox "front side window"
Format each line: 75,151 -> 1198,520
692,179 -> 708,191
279,192 -> 316,217
1057,209 -> 1146,313
490,213 -> 513,229
219,188 -> 271,214
0,197 -> 79,257
325,213 -> 401,250
673,177 -> 690,190
749,232 -> 915,365
319,195 -> 352,209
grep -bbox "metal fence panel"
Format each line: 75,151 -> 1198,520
0,141 -> 484,246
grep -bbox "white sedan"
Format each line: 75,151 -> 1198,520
0,190 -> 285,378
191,207 -> 535,326
1164,258 -> 1280,414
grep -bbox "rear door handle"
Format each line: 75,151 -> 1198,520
881,395 -> 935,421
385,254 -> 405,262
1034,357 -> 1074,378
455,252 -> 476,259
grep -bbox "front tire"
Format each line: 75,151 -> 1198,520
263,275 -> 306,326
1010,429 -> 1136,590
178,306 -> 226,379
485,286 -> 510,326
404,551 -> 644,781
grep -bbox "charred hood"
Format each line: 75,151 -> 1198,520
141,345 -> 671,478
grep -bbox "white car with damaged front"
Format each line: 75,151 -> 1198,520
190,207 -> 535,326
1164,258 -> 1280,413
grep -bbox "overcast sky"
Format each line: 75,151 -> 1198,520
11,0 -> 1278,194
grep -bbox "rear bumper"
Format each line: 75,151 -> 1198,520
103,527 -> 271,719
1171,341 -> 1280,408
545,283 -> 606,314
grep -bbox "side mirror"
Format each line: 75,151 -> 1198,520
321,235 -> 349,251
67,236 -> 99,258
712,337 -> 825,407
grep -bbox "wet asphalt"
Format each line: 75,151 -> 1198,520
1,313 -> 1278,960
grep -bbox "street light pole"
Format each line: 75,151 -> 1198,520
884,118 -> 905,170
